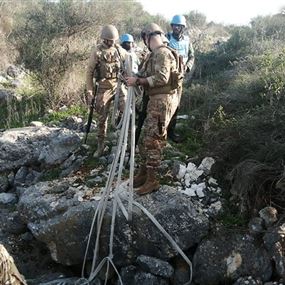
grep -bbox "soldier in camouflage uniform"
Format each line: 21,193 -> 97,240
126,23 -> 181,195
0,244 -> 27,285
86,25 -> 126,157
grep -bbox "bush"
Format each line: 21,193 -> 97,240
9,0 -> 167,110
180,13 -> 285,184
251,14 -> 285,40
0,89 -> 46,129
0,0 -> 19,69
186,11 -> 207,28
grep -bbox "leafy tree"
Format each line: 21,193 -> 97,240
9,0 -> 164,108
250,14 -> 285,40
186,11 -> 207,28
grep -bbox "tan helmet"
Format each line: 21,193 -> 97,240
145,23 -> 164,37
101,25 -> 119,40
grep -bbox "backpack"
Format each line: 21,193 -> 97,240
163,45 -> 184,89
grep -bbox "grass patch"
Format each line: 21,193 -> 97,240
218,209 -> 247,228
0,91 -> 46,129
0,73 -> 47,129
216,187 -> 248,228
42,104 -> 87,125
175,123 -> 204,157
40,167 -> 61,181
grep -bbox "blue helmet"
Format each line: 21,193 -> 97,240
171,15 -> 187,27
120,34 -> 134,43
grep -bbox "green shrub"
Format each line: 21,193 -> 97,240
180,15 -> 285,181
185,11 -> 207,28
9,0 -> 167,110
0,91 -> 45,129
43,105 -> 87,125
0,73 -> 46,129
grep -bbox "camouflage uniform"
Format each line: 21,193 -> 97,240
0,244 -> 26,285
126,23 -> 182,195
86,42 -> 126,145
138,46 -> 150,70
139,45 -> 180,169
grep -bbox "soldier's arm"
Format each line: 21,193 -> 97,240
126,50 -> 173,88
126,76 -> 148,87
86,47 -> 99,94
185,42 -> 195,73
146,50 -> 172,87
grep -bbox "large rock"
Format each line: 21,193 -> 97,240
18,180 -> 209,267
263,223 -> 285,279
136,255 -> 174,278
0,89 -> 19,103
118,266 -> 169,285
0,126 -> 81,172
0,88 -> 22,103
0,174 -> 9,192
193,233 -> 272,285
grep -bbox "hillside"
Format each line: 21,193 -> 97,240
1,1 -> 285,284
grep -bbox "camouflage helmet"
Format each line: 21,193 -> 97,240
101,25 -> 119,40
144,23 -> 164,37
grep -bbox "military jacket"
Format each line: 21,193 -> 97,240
139,45 -> 179,95
86,43 -> 126,92
138,46 -> 150,70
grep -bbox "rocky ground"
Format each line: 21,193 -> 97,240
1,81 -> 285,284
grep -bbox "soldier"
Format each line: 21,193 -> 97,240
0,244 -> 27,285
126,23 -> 182,195
120,33 -> 140,74
135,32 -> 169,145
86,25 -> 126,157
167,14 -> 195,143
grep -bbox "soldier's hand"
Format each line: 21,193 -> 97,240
86,90 -> 93,105
125,76 -> 137,87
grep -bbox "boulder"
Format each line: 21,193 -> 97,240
193,233 -> 272,285
0,126 -> 81,172
18,180 -> 209,267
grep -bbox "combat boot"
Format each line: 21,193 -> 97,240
133,164 -> 147,188
93,139 -> 104,158
136,168 -> 160,195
